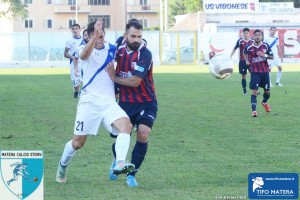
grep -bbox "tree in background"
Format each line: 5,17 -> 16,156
0,0 -> 28,19
168,0 -> 202,28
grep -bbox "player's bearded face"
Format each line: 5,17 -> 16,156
126,29 -> 142,51
83,32 -> 89,43
254,33 -> 262,43
127,39 -> 140,51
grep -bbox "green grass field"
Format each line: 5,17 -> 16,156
1,64 -> 299,200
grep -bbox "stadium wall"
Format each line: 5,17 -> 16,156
0,28 -> 299,68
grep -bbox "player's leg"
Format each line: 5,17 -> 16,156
111,117 -> 135,174
261,72 -> 271,112
7,173 -> 18,185
70,62 -> 81,98
276,66 -> 283,86
103,102 -> 134,176
56,135 -> 87,183
56,101 -> 101,183
127,101 -> 157,187
267,60 -> 275,87
239,60 -> 248,95
250,73 -> 260,117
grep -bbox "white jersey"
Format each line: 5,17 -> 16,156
66,36 -> 83,63
78,42 -> 116,104
264,36 -> 279,57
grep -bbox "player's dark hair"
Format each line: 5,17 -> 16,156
72,23 -> 80,29
243,27 -> 250,32
128,18 -> 140,23
253,29 -> 262,35
87,21 -> 105,36
270,26 -> 277,30
126,20 -> 143,32
83,29 -> 87,35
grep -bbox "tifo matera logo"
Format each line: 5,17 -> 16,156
252,177 -> 264,192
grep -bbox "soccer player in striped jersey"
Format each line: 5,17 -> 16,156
243,29 -> 274,117
264,27 -> 284,87
230,27 -> 254,95
106,20 -> 157,187
56,21 -> 135,184
64,23 -> 83,98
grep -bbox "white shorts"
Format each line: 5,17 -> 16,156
70,62 -> 81,87
74,99 -> 128,136
268,57 -> 282,69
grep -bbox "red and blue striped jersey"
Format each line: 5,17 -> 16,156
234,38 -> 254,60
116,43 -> 157,103
243,42 -> 273,73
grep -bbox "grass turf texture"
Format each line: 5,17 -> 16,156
0,64 -> 299,200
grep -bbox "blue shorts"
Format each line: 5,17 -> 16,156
119,101 -> 158,129
239,60 -> 250,75
250,72 -> 270,91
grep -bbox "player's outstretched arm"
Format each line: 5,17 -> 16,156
80,21 -> 103,60
106,63 -> 142,87
80,35 -> 96,60
243,53 -> 250,65
64,47 -> 75,60
230,48 -> 236,58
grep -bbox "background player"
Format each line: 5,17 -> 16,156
230,27 -> 254,95
264,26 -> 284,87
243,29 -> 274,117
64,23 -> 83,98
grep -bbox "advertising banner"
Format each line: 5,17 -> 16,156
259,2 -> 294,14
203,0 -> 259,14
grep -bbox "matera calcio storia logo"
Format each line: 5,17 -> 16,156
0,150 -> 44,200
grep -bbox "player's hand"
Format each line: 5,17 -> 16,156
256,51 -> 265,57
105,61 -> 116,81
94,20 -> 103,37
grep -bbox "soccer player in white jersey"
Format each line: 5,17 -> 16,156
64,23 -> 83,98
74,29 -> 89,81
264,27 -> 284,87
56,20 -> 135,183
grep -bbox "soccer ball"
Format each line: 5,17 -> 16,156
209,54 -> 234,79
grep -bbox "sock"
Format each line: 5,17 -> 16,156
276,70 -> 282,83
60,140 -> 76,167
112,143 -> 116,159
262,92 -> 270,104
115,133 -> 130,162
242,79 -> 246,92
251,95 -> 257,111
128,141 -> 148,176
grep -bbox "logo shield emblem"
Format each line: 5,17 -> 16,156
0,151 -> 44,200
